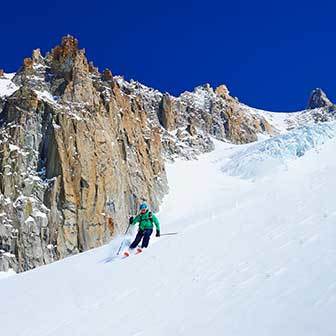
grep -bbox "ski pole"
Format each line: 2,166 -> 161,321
116,222 -> 132,256
160,232 -> 178,236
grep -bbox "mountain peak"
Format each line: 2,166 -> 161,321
215,84 -> 230,99
50,35 -> 82,65
307,88 -> 333,109
58,35 -> 79,54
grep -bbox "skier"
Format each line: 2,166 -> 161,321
128,202 -> 160,252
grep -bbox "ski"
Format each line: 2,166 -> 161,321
122,247 -> 143,259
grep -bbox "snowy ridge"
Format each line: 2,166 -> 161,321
113,76 -> 336,139
114,76 -> 163,101
244,103 -> 335,133
179,84 -> 215,111
223,121 -> 336,179
0,71 -> 334,136
240,104 -> 294,132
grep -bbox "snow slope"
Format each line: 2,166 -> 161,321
1,124 -> 336,335
0,73 -> 18,97
243,103 -> 332,133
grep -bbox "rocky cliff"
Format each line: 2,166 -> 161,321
0,36 -> 277,272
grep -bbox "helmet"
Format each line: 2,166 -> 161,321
139,202 -> 148,211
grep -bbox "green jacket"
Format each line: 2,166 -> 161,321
132,210 -> 160,231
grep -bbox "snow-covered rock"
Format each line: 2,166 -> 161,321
0,73 -> 18,98
307,88 -> 333,109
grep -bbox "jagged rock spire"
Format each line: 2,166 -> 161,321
307,88 -> 333,109
49,35 -> 83,78
102,68 -> 113,81
215,84 -> 231,100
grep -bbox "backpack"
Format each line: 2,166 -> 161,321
148,211 -> 153,224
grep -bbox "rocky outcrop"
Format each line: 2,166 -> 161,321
0,69 -> 4,77
307,88 -> 333,109
102,68 -> 114,82
0,36 -> 167,272
0,36 -> 276,273
172,83 -> 274,145
159,94 -> 175,131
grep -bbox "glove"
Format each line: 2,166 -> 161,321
156,230 -> 160,237
129,216 -> 134,225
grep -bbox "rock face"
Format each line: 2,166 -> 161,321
158,93 -> 175,131
307,88 -> 333,109
0,36 -> 276,272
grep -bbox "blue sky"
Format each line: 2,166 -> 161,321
1,0 -> 336,111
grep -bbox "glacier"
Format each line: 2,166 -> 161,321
222,121 -> 336,179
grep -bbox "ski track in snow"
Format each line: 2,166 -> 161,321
1,126 -> 336,335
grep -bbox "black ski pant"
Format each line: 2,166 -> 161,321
130,228 -> 153,248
